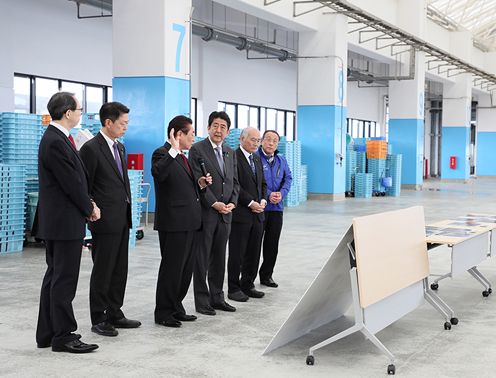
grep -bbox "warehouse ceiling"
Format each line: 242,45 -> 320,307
427,0 -> 496,51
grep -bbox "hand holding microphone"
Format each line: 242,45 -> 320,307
198,157 -> 212,188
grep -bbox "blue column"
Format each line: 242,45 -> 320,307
298,105 -> 347,195
388,119 -> 424,185
441,126 -> 470,180
113,76 -> 190,210
476,132 -> 496,176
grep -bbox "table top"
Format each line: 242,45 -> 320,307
426,213 -> 496,245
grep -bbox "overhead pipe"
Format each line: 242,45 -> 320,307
192,23 -> 295,62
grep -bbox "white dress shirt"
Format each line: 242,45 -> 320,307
50,122 -> 70,138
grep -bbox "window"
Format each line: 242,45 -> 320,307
249,107 -> 258,128
14,76 -> 30,113
238,105 -> 249,129
14,73 -> 112,115
36,78 -> 59,114
286,112 -> 295,141
276,110 -> 285,136
347,117 -> 380,139
86,86 -> 104,114
217,101 -> 296,140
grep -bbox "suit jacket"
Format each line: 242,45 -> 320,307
36,125 -> 93,240
188,138 -> 239,224
232,148 -> 267,224
151,142 -> 202,232
79,132 -> 132,233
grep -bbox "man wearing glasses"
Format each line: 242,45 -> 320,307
35,92 -> 100,353
228,127 -> 267,302
256,130 -> 292,288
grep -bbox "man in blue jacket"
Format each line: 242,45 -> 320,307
256,130 -> 292,288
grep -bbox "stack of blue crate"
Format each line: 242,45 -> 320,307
0,113 -> 42,178
356,151 -> 367,174
283,141 -> 302,207
367,158 -> 387,193
386,154 -> 402,197
0,113 -> 43,230
224,128 -> 242,150
0,164 -> 26,253
194,136 -> 204,143
128,169 -> 144,249
80,113 -> 101,136
346,146 -> 357,192
354,173 -> 373,198
299,165 -> 308,203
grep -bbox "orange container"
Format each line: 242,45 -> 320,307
366,140 -> 388,159
41,114 -> 51,125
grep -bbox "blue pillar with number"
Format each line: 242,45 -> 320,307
112,0 -> 192,211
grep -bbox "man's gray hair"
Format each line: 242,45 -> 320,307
240,127 -> 257,139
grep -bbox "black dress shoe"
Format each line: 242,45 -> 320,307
196,306 -> 216,316
228,291 -> 249,302
261,277 -> 279,288
243,288 -> 265,298
52,339 -> 99,354
173,313 -> 197,322
212,301 -> 236,312
91,321 -> 118,337
109,317 -> 142,329
37,333 -> 81,348
156,318 -> 182,328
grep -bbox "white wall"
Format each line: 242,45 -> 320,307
191,36 -> 297,134
0,0 -> 112,111
347,82 -> 386,124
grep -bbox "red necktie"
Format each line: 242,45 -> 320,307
180,154 -> 192,176
68,135 -> 76,148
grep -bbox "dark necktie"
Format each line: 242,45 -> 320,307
268,155 -> 274,165
249,154 -> 256,176
113,142 -> 124,177
180,154 -> 192,176
68,134 -> 76,149
215,146 -> 225,173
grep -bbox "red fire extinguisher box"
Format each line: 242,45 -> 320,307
128,153 -> 144,170
449,156 -> 456,169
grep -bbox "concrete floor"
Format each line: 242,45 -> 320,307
2,178 -> 496,377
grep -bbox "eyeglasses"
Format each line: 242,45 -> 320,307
75,108 -> 83,112
263,138 -> 279,144
249,138 -> 261,143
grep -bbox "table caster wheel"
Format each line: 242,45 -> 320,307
136,230 -> 144,240
387,364 -> 395,375
483,290 -> 490,297
450,317 -> 458,325
306,355 -> 314,366
430,283 -> 439,290
489,288 -> 493,294
444,322 -> 451,330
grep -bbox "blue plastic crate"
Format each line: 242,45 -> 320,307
0,239 -> 24,253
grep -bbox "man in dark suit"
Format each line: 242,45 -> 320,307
228,127 -> 267,302
79,102 -> 141,337
35,92 -> 100,353
189,111 -> 239,316
152,116 -> 211,328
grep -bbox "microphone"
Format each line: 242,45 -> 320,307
198,157 -> 209,177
